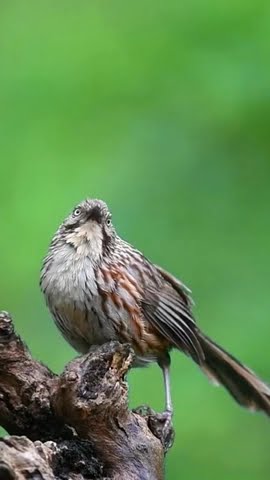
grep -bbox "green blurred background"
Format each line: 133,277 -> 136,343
0,1 -> 269,478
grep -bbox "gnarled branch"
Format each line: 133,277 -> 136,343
0,311 -> 174,479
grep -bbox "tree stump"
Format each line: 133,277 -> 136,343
0,311 -> 174,479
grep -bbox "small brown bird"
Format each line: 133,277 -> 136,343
40,198 -> 270,417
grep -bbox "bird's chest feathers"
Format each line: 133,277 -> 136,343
45,246 -> 98,308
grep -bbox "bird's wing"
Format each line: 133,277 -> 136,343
141,266 -> 204,364
154,265 -> 194,307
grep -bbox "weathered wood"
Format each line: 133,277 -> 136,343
0,311 -> 174,479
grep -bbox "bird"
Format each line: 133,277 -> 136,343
40,198 -> 270,417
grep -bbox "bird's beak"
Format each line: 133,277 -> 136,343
86,207 -> 102,224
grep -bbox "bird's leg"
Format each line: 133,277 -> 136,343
158,352 -> 173,415
151,353 -> 174,449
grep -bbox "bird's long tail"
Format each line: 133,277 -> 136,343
198,332 -> 270,415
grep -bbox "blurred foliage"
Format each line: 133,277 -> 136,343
0,1 -> 270,478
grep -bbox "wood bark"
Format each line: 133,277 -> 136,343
0,311 -> 174,479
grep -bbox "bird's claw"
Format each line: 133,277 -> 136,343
133,405 -> 175,453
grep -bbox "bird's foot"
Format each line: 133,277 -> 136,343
148,410 -> 174,452
133,405 -> 175,453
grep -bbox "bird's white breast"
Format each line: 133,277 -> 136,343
42,243 -> 98,307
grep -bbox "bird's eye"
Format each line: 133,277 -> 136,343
73,207 -> 82,217
106,217 -> 112,227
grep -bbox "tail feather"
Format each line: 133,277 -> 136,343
198,332 -> 270,416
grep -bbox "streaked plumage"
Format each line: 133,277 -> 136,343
40,198 -> 270,416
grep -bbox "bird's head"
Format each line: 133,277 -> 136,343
61,198 -> 115,260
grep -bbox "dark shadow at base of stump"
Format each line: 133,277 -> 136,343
0,311 -> 174,480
